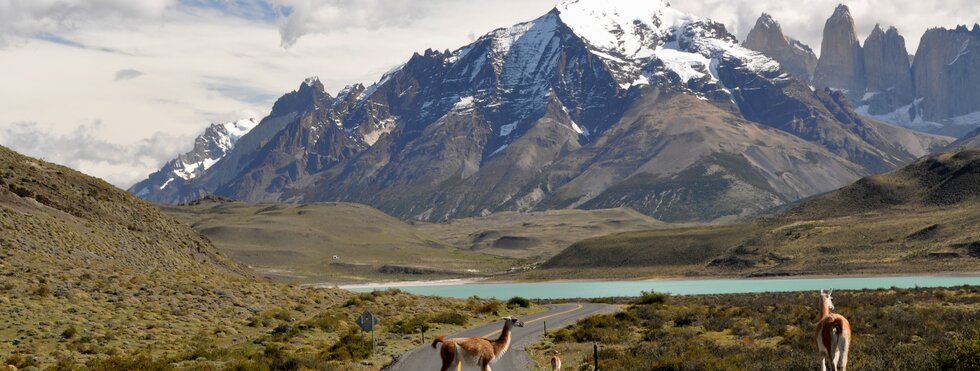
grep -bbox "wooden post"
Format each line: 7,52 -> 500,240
543,320 -> 547,336
593,342 -> 599,371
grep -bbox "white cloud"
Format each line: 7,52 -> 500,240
273,0 -> 450,48
0,0 -> 179,47
0,121 -> 192,187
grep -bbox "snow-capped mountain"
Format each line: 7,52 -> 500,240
129,118 -> 258,202
132,0 -> 950,222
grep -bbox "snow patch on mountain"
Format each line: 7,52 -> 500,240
454,96 -> 475,111
652,48 -> 713,82
556,0 -> 778,90
557,0 -> 687,57
172,118 -> 258,181
500,122 -> 518,136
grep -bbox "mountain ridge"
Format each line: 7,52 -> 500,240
131,0 -> 950,223
538,148 -> 980,277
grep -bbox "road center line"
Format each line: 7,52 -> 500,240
477,303 -> 584,338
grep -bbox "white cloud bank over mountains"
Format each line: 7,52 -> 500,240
1,0 -> 978,188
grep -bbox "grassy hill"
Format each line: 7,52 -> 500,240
161,200 -> 516,283
0,145 -> 342,366
0,145 -> 540,370
417,208 -> 665,259
162,201 -> 667,284
534,150 -> 980,278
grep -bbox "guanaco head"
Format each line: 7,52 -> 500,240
820,289 -> 835,310
502,316 -> 525,327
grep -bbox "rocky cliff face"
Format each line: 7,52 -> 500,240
862,25 -> 915,115
131,0 -> 950,222
805,5 -> 979,137
814,5 -> 865,98
743,13 -> 818,81
911,25 -> 980,135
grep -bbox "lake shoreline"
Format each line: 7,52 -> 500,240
323,274 -> 980,300
312,271 -> 980,291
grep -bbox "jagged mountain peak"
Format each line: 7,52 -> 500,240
128,117 -> 259,199
743,12 -> 817,80
870,24 -> 884,36
173,118 -> 259,181
832,4 -> 852,18
756,13 -> 779,29
303,75 -> 320,87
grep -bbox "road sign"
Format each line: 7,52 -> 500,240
357,310 -> 378,332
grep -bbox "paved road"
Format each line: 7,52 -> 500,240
385,303 -> 616,371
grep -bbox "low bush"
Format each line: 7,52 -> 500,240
430,311 -> 468,326
303,311 -> 345,332
635,290 -> 669,305
468,298 -> 502,315
324,330 -> 372,362
507,296 -> 531,308
390,314 -> 430,334
939,331 -> 980,371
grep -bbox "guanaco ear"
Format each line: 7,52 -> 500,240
820,289 -> 825,296
828,289 -> 833,297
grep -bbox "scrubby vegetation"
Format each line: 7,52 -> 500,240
4,288 -> 537,370
0,146 -> 543,370
535,287 -> 980,370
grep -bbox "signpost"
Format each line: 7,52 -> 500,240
357,310 -> 379,353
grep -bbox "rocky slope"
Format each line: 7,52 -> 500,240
133,0 -> 948,223
743,13 -> 817,81
948,126 -> 980,149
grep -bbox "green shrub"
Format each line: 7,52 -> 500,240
84,354 -> 173,370
5,353 -> 40,369
390,315 -> 430,334
507,296 -> 531,308
635,290 -> 669,305
61,325 -> 78,339
33,283 -> 53,297
552,313 -> 634,343
939,331 -> 980,371
268,323 -> 300,342
468,298 -> 502,315
430,311 -> 468,326
303,311 -> 345,332
324,330 -> 372,362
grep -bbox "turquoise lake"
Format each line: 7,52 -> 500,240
347,276 -> 980,299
